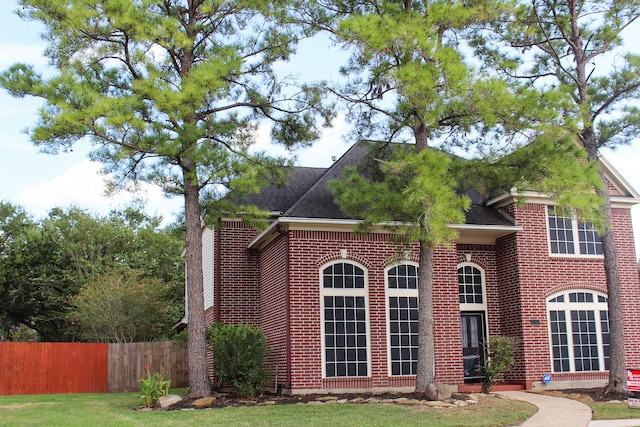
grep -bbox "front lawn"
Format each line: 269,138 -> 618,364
0,390 -> 535,427
588,401 -> 640,420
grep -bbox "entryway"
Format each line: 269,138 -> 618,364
461,312 -> 485,381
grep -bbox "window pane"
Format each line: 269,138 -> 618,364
458,265 -> 483,304
548,206 -> 575,254
387,264 -> 419,376
322,263 -> 368,378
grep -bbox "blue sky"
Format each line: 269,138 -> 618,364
1,0 -> 639,257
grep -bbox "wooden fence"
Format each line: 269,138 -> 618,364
108,341 -> 188,392
0,342 -> 187,395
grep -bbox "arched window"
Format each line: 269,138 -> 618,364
320,262 -> 369,378
547,290 -> 610,372
458,263 -> 486,308
386,263 -> 419,376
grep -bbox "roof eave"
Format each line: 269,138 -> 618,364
248,217 -> 522,249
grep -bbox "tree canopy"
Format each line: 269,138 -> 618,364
0,202 -> 185,342
1,0 -> 333,397
472,0 -> 640,394
327,0 -> 602,394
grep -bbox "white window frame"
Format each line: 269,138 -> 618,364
546,206 -> 603,257
458,262 -> 488,313
385,261 -> 419,377
546,290 -> 610,373
319,260 -> 371,379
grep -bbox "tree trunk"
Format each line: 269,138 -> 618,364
415,241 -> 435,393
566,0 -> 627,392
183,166 -> 210,398
583,132 -> 627,394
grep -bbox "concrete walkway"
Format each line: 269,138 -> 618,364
497,391 -> 640,427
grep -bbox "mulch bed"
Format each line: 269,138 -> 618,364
534,387 -> 631,403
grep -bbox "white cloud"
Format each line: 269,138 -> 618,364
0,42 -> 48,69
17,160 -> 182,221
602,144 -> 640,258
249,113 -> 351,167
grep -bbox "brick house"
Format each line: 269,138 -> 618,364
200,141 -> 640,394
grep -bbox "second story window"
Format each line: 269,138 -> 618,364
547,206 -> 602,256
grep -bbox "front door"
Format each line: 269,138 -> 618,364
461,312 -> 486,381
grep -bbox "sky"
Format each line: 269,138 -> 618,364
1,1 -> 639,256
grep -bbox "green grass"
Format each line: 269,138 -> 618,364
0,390 -> 535,427
588,401 -> 640,421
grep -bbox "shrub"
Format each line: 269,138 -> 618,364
207,323 -> 269,397
481,336 -> 514,393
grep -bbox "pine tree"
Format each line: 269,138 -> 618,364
1,0 -> 332,397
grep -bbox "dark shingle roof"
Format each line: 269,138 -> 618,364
284,141 -> 373,219
241,167 -> 327,213
244,141 -> 514,227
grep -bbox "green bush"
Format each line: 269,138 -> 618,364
207,323 -> 269,397
481,336 -> 515,393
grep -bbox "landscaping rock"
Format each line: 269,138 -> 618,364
157,394 -> 183,409
315,396 -> 338,402
193,397 -> 217,407
424,383 -> 454,401
425,401 -> 452,408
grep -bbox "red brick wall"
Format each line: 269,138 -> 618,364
258,233 -> 291,389
611,208 -> 640,369
208,199 -> 640,392
495,230 -> 526,383
285,230 -> 464,392
507,202 -> 640,387
217,220 -> 260,325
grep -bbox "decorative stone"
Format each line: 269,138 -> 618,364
424,383 -> 454,401
258,400 -> 277,406
192,397 -> 217,407
157,394 -> 183,409
425,401 -> 452,408
316,396 -> 338,402
396,399 -> 425,405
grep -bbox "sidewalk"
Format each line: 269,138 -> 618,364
497,391 -> 640,427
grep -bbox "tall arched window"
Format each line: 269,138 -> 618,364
547,290 -> 609,373
386,263 -> 419,376
320,262 -> 369,378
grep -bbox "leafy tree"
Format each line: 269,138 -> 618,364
71,268 -> 177,343
474,0 -> 640,394
327,0 -> 600,395
1,1 -> 332,397
0,204 -> 184,342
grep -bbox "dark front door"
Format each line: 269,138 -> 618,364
461,312 -> 486,381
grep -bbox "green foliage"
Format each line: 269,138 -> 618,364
207,323 -> 269,397
480,336 -> 514,393
0,324 -> 39,342
139,369 -> 171,408
71,268 -> 177,343
0,202 -> 184,342
0,0 -> 333,396
331,143 -> 470,247
472,0 -> 640,149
